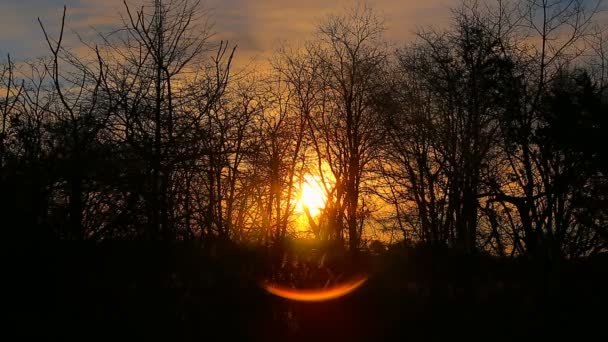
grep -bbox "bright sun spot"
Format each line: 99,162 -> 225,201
298,174 -> 327,217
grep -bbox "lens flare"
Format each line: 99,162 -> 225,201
262,276 -> 368,302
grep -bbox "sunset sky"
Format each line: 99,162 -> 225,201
0,0 -> 455,66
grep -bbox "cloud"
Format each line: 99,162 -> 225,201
207,0 -> 453,66
0,0 -> 454,63
0,0 -> 117,59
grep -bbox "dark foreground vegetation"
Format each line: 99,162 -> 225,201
13,242 -> 607,341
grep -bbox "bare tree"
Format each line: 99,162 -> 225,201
0,55 -> 24,168
38,6 -> 107,239
380,2 -> 519,253
92,0 -> 234,239
290,4 -> 388,252
487,0 -> 605,258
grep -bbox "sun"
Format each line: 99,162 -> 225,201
298,174 -> 327,217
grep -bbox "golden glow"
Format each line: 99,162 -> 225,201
262,276 -> 368,302
298,174 -> 327,217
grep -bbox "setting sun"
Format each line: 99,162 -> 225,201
298,174 -> 327,217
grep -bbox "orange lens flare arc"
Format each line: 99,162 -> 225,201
262,276 -> 368,302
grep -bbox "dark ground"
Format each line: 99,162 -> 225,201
9,241 -> 608,341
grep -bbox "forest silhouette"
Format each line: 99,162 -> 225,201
2,0 -> 607,340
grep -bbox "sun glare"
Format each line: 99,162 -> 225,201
298,174 -> 327,217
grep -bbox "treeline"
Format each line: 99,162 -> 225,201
1,0 -> 607,259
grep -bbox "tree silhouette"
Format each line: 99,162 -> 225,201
0,0 -> 605,256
